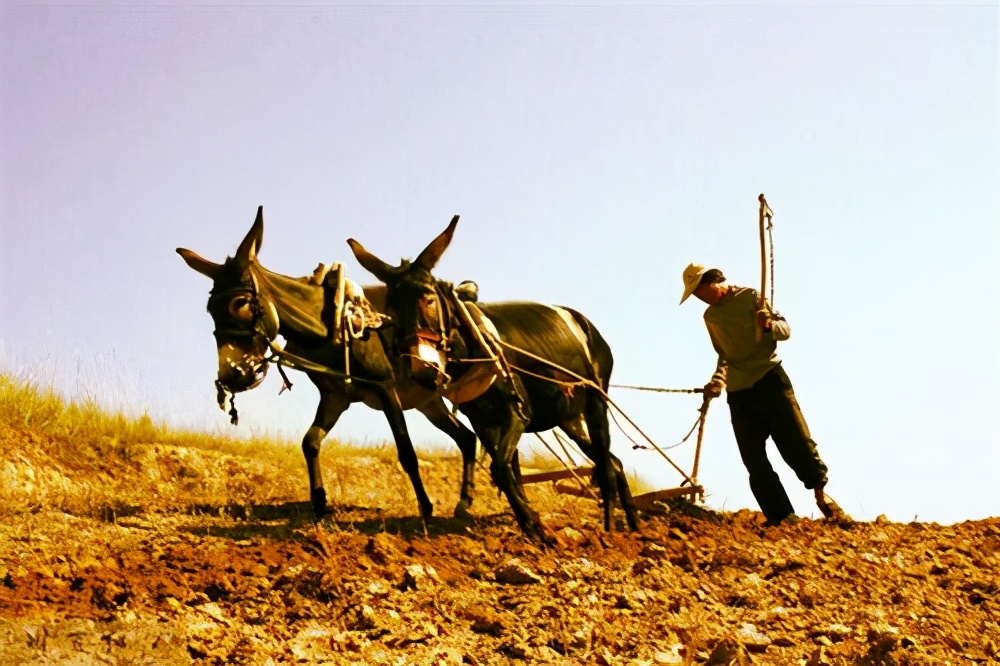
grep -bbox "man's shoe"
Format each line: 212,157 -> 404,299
815,488 -> 845,520
764,513 -> 801,527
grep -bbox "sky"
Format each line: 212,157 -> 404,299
1,0 -> 997,526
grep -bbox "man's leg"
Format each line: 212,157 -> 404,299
761,366 -> 842,519
728,389 -> 795,525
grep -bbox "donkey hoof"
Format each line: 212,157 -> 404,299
453,499 -> 473,520
419,501 -> 435,522
311,488 -> 328,519
538,530 -> 557,549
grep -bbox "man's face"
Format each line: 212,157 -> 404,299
693,281 -> 724,305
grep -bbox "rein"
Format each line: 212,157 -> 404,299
490,337 -> 703,486
412,292 -> 706,485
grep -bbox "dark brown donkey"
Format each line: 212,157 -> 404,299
177,207 -> 480,520
347,216 -> 639,544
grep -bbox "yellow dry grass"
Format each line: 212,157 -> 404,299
0,371 -> 653,533
0,374 -> 337,521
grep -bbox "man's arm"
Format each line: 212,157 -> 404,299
706,327 -> 728,397
758,299 -> 791,341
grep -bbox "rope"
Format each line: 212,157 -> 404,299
493,338 -> 697,485
610,383 -> 703,395
263,340 -> 388,386
276,361 -> 294,394
553,428 -> 585,468
532,433 -> 599,500
609,408 -> 646,451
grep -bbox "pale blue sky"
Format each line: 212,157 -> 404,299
1,1 -> 997,524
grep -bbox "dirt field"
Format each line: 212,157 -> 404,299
1,391 -> 998,665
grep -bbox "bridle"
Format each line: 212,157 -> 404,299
208,271 -> 278,343
208,269 -> 281,423
397,280 -> 462,390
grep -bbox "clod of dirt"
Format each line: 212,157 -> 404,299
401,563 -> 438,591
556,527 -> 587,547
654,645 -> 686,664
705,638 -> 752,665
807,646 -> 833,666
736,622 -> 771,652
494,558 -> 543,585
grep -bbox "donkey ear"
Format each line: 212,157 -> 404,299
176,248 -> 221,279
414,215 -> 459,272
347,238 -> 396,283
235,206 -> 264,265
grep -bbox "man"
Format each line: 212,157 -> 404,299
680,263 -> 843,526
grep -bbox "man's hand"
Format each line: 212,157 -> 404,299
703,379 -> 724,399
756,309 -> 773,331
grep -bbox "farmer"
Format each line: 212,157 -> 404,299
679,263 -> 844,526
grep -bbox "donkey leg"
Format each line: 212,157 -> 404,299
303,389 -> 351,518
418,398 -> 479,519
511,448 -> 523,488
581,389 -> 622,532
485,418 -> 553,546
378,388 -> 434,521
568,423 -> 639,531
559,416 -> 636,531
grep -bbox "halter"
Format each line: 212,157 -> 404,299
397,280 -> 456,391
208,270 -> 278,342
208,270 -> 282,424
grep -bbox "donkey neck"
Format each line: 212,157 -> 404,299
251,264 -> 330,343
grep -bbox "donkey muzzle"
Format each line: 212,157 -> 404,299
407,333 -> 447,389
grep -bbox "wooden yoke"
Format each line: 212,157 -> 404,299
756,194 -> 774,342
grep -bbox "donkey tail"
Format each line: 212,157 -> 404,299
557,306 -> 614,391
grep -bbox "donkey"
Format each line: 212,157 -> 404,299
176,207 -> 480,520
347,216 -> 639,544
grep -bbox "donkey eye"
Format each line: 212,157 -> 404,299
229,297 -> 254,320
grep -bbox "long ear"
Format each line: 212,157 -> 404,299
414,215 -> 459,272
347,238 -> 396,283
235,205 -> 264,265
176,248 -> 222,278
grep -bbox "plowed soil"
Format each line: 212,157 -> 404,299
1,425 -> 997,665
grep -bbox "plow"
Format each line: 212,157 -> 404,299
519,193 -> 778,514
518,383 -> 710,513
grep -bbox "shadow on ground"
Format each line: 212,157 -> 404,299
177,500 -> 517,542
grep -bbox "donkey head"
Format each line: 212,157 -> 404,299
177,206 -> 280,394
347,215 -> 459,388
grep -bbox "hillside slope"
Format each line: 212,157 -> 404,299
0,380 -> 997,665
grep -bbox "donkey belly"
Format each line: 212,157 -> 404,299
457,377 -> 588,432
396,384 -> 439,411
523,379 -> 589,433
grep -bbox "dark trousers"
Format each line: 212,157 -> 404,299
727,364 -> 828,524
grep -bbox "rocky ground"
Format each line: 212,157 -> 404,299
1,422 -> 998,665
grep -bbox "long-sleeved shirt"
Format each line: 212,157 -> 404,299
704,286 -> 790,392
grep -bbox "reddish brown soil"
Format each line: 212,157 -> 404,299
1,434 -> 998,664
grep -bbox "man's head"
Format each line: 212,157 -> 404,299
679,263 -> 727,305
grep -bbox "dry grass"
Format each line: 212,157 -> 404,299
0,372 -> 652,535
0,374 -> 314,521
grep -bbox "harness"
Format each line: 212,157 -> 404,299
213,264 -> 387,425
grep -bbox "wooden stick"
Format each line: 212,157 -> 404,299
633,485 -> 705,509
690,399 -> 709,499
757,194 -> 773,342
520,466 -> 595,484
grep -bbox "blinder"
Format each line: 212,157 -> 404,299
209,273 -> 281,393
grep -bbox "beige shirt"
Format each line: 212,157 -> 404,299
704,286 -> 790,392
